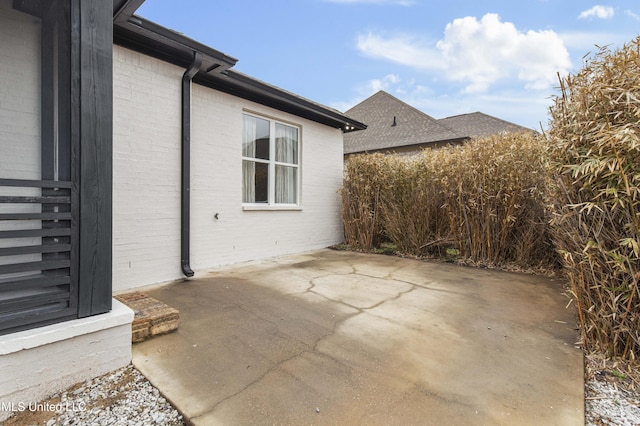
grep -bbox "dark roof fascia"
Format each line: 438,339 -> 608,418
113,15 -> 237,72
194,71 -> 367,132
113,0 -> 146,22
112,11 -> 365,132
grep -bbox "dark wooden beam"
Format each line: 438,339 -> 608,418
0,260 -> 71,275
0,244 -> 71,256
0,179 -> 72,188
0,195 -> 71,204
0,275 -> 71,292
41,6 -> 55,182
113,0 -> 146,23
75,0 -> 113,317
12,0 -> 45,18
57,1 -> 72,183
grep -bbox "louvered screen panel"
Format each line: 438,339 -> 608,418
0,178 -> 77,334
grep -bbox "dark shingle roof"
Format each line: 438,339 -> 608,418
343,91 -> 537,154
343,91 -> 464,154
438,112 -> 535,138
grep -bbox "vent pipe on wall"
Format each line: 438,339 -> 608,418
181,52 -> 202,277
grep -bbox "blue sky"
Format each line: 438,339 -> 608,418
137,1 -> 640,130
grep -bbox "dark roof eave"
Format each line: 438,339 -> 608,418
194,71 -> 367,132
112,12 -> 365,132
114,15 -> 237,72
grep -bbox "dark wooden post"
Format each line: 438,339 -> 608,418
74,0 -> 113,317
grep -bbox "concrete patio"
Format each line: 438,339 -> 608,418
132,249 -> 584,425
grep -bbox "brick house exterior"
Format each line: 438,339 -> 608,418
111,45 -> 357,290
0,1 -> 364,418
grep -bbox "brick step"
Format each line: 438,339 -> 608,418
115,292 -> 179,343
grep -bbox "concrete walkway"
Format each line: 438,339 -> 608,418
132,249 -> 584,425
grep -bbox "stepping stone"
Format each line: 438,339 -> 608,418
115,292 -> 179,343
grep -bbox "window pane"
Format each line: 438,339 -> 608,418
242,160 -> 254,203
243,115 -> 270,160
254,162 -> 269,203
242,116 -> 300,206
275,165 -> 297,204
275,124 -> 298,164
242,160 -> 269,203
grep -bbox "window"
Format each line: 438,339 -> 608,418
242,113 -> 300,206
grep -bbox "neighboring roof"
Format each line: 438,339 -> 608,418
343,91 -> 537,154
343,91 -> 465,154
111,1 -> 365,133
438,112 -> 535,138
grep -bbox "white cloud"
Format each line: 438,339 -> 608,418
357,33 -> 443,71
334,76 -> 552,129
625,10 -> 640,21
578,5 -> 615,20
367,74 -> 401,92
357,13 -> 571,94
558,31 -> 620,50
407,91 -> 551,128
330,74 -> 403,112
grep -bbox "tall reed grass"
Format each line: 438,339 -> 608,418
341,155 -> 389,251
548,39 -> 640,359
342,37 -> 640,360
342,132 -> 556,269
440,133 -> 555,267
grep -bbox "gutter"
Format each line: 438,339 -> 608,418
112,16 -> 363,133
181,52 -> 202,277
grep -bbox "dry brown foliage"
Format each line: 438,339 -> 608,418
341,132 -> 556,269
341,154 -> 389,251
548,38 -> 640,360
439,133 -> 555,267
342,37 -> 640,361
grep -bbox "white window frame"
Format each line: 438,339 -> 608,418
242,112 -> 302,210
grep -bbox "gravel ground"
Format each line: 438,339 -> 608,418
4,361 -> 640,425
586,378 -> 640,426
585,357 -> 640,426
4,365 -> 184,426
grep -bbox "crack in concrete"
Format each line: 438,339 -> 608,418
138,250 -> 584,425
194,309 -> 363,420
194,268 -> 422,418
192,348 -> 308,421
311,310 -> 362,353
362,284 -> 417,311
305,270 -> 421,312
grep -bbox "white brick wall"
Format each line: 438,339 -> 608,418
0,3 -> 42,268
113,46 -> 344,291
0,0 -> 41,180
112,46 -> 183,291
